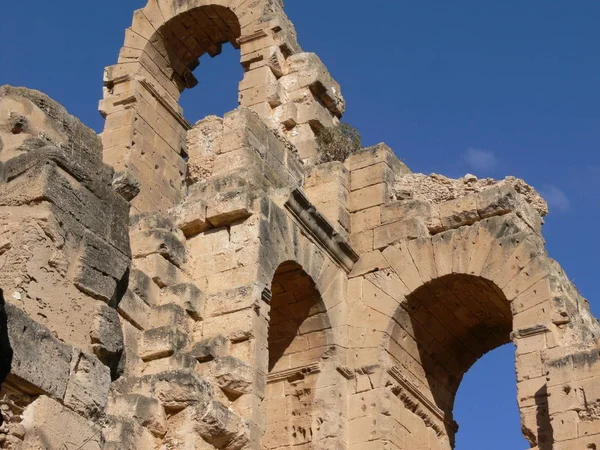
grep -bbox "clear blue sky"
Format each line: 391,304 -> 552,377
1,1 -> 599,448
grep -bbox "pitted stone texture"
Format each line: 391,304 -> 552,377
0,85 -> 103,164
393,173 -> 548,216
3,3 -> 600,449
6,303 -> 72,400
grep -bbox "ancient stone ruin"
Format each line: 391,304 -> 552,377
1,1 -> 599,449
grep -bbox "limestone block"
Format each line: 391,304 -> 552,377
160,283 -> 206,320
516,199 -> 544,233
108,394 -> 167,437
295,97 -> 336,128
273,101 -> 298,128
131,228 -> 187,268
6,303 -> 71,399
90,303 -> 125,377
305,180 -> 349,207
0,85 -> 103,163
350,229 -> 374,254
104,413 -> 157,449
195,400 -> 250,449
72,260 -> 118,304
382,243 -> 423,292
205,356 -> 256,399
112,169 -> 141,201
118,289 -> 150,329
20,396 -> 103,450
142,352 -> 199,376
150,370 -> 214,411
351,206 -> 381,233
381,199 -> 443,234
345,143 -> 411,175
71,231 -> 129,303
2,161 -> 110,239
217,127 -> 266,157
476,185 -> 519,219
148,303 -> 188,330
553,410 -> 579,442
129,268 -> 161,307
239,65 -> 278,93
170,198 -> 210,238
134,253 -> 190,288
205,284 -> 262,318
190,172 -> 268,228
189,335 -> 231,362
130,212 -> 178,233
349,251 -> 390,279
373,218 -> 430,250
438,194 -> 480,230
239,78 -> 284,108
349,183 -> 389,213
207,189 -> 254,228
202,308 -> 261,342
351,162 -> 395,192
63,350 -> 111,419
305,161 -> 350,189
140,326 -> 189,361
283,52 -> 345,117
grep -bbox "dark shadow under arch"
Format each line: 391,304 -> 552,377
389,274 -> 515,447
267,261 -> 331,373
262,260 -> 334,449
156,5 -> 242,96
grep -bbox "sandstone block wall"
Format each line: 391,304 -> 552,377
1,1 -> 600,449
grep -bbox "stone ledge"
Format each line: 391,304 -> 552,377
387,366 -> 457,437
285,188 -> 358,273
267,362 -> 321,383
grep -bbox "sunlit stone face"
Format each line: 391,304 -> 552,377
0,93 -> 66,161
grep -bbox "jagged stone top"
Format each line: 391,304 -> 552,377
0,85 -> 102,163
393,172 -> 549,217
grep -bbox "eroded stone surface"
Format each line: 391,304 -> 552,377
1,2 -> 600,449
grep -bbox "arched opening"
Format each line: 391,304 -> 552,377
101,5 -> 245,211
151,5 -> 241,100
151,5 -> 243,123
179,42 -> 243,124
386,274 -> 517,448
453,343 -> 528,449
263,261 -> 333,449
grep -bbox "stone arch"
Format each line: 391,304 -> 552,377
375,213 -> 600,449
251,195 -> 354,449
262,260 -> 336,449
100,0 -> 345,214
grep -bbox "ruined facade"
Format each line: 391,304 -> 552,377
1,1 -> 600,449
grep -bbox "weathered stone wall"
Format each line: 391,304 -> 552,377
342,144 -> 600,450
0,86 -> 130,449
100,0 -> 344,214
2,1 -> 600,449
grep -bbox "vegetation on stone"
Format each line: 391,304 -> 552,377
316,122 -> 362,163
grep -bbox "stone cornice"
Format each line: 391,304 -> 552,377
387,366 -> 458,436
285,189 -> 359,273
512,324 -> 549,339
139,79 -> 191,131
267,362 -> 321,383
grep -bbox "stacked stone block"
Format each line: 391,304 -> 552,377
2,1 -> 600,449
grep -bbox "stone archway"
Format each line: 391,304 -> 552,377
263,261 -> 335,449
400,274 -> 512,443
376,212 -> 600,449
100,0 -> 345,214
100,1 -> 250,212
